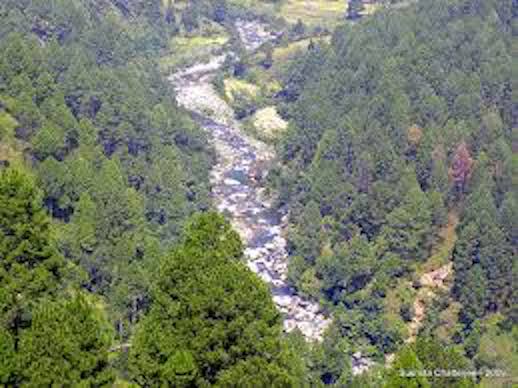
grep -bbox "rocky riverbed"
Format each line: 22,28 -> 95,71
168,26 -> 331,342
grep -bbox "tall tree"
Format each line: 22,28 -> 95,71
453,176 -> 512,326
289,199 -> 322,264
129,212 -> 303,386
0,168 -> 65,332
0,168 -> 113,386
449,142 -> 474,195
380,171 -> 432,262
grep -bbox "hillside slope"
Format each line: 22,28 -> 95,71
272,0 -> 513,384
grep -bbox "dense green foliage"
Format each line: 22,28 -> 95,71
0,0 -> 514,386
0,0 -> 231,383
0,169 -> 65,332
0,168 -> 114,385
15,296 -> 114,386
129,212 -> 305,386
0,1 -> 312,385
273,0 -> 513,383
0,0 -> 213,339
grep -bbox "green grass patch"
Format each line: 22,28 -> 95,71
270,36 -> 330,74
418,212 -> 459,276
226,0 -> 278,15
383,280 -> 415,340
228,0 -> 349,28
251,106 -> 288,140
478,314 -> 518,387
224,77 -> 260,102
159,33 -> 229,71
272,38 -> 313,62
173,35 -> 229,49
0,108 -> 24,167
279,0 -> 347,28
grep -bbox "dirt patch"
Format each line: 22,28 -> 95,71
405,212 -> 459,343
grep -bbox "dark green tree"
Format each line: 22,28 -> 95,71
380,171 -> 432,262
0,168 -> 65,332
17,296 -> 114,386
129,212 -> 303,386
289,199 -> 322,265
453,175 -> 512,326
0,328 -> 16,384
317,233 -> 376,301
32,120 -> 66,159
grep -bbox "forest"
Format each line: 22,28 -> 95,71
0,0 -> 515,386
271,0 -> 514,384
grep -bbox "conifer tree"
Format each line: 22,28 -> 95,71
381,171 -> 432,261
0,168 -> 113,385
129,212 -> 302,386
0,168 -> 65,332
17,296 -> 114,386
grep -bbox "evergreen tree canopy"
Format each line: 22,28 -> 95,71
129,212 -> 303,386
17,295 -> 114,386
0,168 -> 65,331
275,0 -> 512,365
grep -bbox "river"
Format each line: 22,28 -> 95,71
168,23 -> 331,342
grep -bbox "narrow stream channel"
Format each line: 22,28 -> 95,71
169,41 -> 331,341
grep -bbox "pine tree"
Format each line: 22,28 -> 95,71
381,171 -> 432,261
453,175 -> 512,325
459,265 -> 487,325
33,120 -> 66,159
0,328 -> 16,384
144,146 -> 189,241
0,168 -> 65,332
317,233 -> 376,300
479,222 -> 511,312
215,357 -> 300,387
165,0 -> 175,25
17,296 -> 114,386
0,169 -> 113,386
71,193 -> 97,253
452,222 -> 479,302
290,199 -> 322,265
499,191 -> 516,241
129,212 -> 302,386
